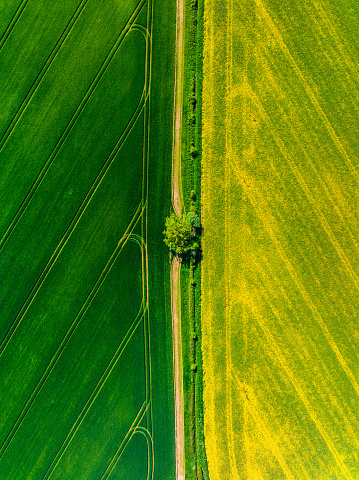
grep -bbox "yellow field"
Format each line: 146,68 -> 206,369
202,0 -> 359,479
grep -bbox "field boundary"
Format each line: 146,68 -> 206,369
179,0 -> 208,478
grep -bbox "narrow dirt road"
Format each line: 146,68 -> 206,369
171,0 -> 186,477
172,0 -> 185,218
171,256 -> 185,480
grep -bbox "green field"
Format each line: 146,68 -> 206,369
202,0 -> 359,479
0,0 -> 176,478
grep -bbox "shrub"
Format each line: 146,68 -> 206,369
187,211 -> 201,228
191,75 -> 196,94
191,363 -> 198,372
190,144 -> 199,158
191,0 -> 198,11
190,201 -> 197,214
189,96 -> 196,109
188,113 -> 196,125
197,464 -> 204,480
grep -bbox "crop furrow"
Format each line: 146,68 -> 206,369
41,310 -> 146,480
0,0 -> 146,255
100,404 -> 149,480
0,0 -> 89,152
0,0 -> 29,52
0,221 -> 145,460
0,96 -> 146,358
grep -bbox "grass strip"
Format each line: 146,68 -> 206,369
180,0 -> 208,478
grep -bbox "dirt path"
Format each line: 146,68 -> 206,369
171,257 -> 185,480
172,0 -> 185,218
171,0 -> 186,477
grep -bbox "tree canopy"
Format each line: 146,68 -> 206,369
187,211 -> 201,228
163,213 -> 199,254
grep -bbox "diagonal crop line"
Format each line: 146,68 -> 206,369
0,0 -> 146,255
135,426 -> 154,480
42,310 -> 146,480
0,211 -> 144,460
101,403 -> 148,480
135,427 -> 154,480
0,112 -> 146,357
0,0 -> 89,152
0,0 -> 29,52
100,404 -> 150,480
231,370 -> 298,480
253,0 -> 359,185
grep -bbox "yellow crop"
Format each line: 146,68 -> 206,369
202,0 -> 359,479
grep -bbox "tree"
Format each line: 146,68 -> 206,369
163,213 -> 199,254
187,211 -> 201,228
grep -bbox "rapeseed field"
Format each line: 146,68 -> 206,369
202,0 -> 359,478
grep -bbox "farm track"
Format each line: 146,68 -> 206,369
170,0 -> 185,477
171,0 -> 185,218
0,0 -> 29,52
171,257 -> 185,480
0,0 -> 146,255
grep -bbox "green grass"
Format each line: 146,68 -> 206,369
0,0 -> 176,477
180,0 -> 209,479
